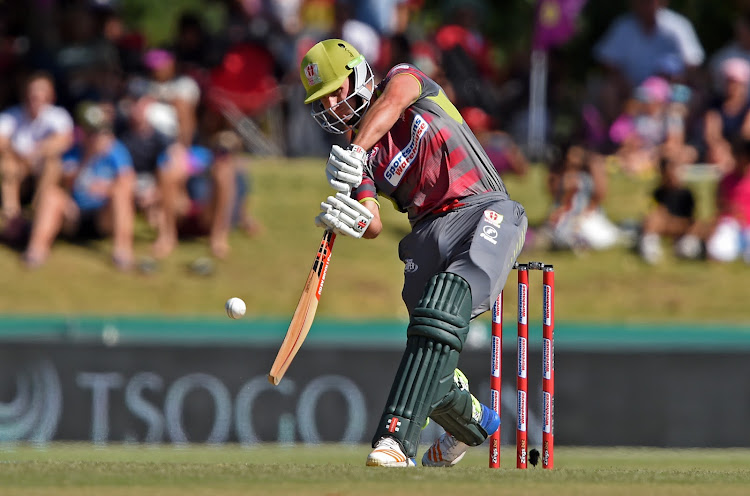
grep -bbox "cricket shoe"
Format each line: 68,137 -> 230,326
366,437 -> 416,467
422,404 -> 500,467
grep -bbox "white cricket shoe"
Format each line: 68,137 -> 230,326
366,437 -> 416,467
422,432 -> 469,467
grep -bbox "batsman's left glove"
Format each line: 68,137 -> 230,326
326,144 -> 366,192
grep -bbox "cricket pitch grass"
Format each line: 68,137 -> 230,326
2,444 -> 750,496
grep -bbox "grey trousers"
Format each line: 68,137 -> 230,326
399,193 -> 527,319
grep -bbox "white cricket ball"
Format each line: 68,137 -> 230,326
225,297 -> 246,319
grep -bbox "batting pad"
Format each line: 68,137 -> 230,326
372,272 -> 471,457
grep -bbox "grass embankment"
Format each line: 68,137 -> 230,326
0,157 -> 744,324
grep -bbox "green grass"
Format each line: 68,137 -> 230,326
1,444 -> 749,495
0,157 -> 746,324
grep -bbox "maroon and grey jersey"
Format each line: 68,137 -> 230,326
353,63 -> 509,225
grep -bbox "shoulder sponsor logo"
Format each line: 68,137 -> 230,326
480,225 -> 498,244
384,114 -> 429,186
483,210 -> 504,228
305,63 -> 322,86
403,258 -> 418,273
391,64 -> 412,72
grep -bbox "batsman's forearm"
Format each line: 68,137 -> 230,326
352,99 -> 404,151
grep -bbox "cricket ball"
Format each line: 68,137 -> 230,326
225,297 -> 247,319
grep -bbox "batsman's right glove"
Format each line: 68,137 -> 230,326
315,192 -> 373,238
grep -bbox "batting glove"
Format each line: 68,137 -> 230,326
326,144 -> 366,192
315,193 -> 373,238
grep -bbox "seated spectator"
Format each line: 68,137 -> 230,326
592,0 -> 704,124
609,76 -> 673,177
638,158 -> 701,264
0,72 -> 74,225
117,80 -> 183,229
545,143 -> 622,251
703,58 -> 750,173
462,106 -> 528,177
705,138 -> 750,263
23,102 -> 135,269
142,49 -> 201,147
708,11 -> 750,95
153,130 -> 248,260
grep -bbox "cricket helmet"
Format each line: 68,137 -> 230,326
300,39 -> 374,134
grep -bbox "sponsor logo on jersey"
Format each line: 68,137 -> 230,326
543,338 -> 553,380
403,258 -> 418,274
483,210 -> 504,228
517,337 -> 527,379
384,114 -> 429,186
517,390 -> 526,432
491,336 -> 501,377
304,63 -> 322,86
480,225 -> 498,244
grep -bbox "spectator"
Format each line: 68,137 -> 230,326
23,101 -> 135,269
609,76 -> 673,177
593,0 -> 704,123
638,158 -> 701,264
332,0 -> 381,74
708,11 -> 750,94
117,79 -> 182,229
705,138 -> 750,263
0,71 -> 73,224
462,106 -> 528,177
703,58 -> 750,173
142,48 -> 201,147
544,142 -> 621,251
153,130 -> 245,260
433,0 -> 501,114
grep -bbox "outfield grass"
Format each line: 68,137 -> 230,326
1,444 -> 749,495
0,157 -> 746,324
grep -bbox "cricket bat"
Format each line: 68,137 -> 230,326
268,229 -> 337,385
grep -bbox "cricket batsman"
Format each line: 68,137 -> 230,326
300,39 -> 527,467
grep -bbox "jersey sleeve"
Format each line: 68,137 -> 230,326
378,64 -> 428,99
353,174 -> 378,205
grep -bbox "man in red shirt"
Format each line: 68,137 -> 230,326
300,39 -> 528,467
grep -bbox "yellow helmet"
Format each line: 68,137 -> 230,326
300,39 -> 374,134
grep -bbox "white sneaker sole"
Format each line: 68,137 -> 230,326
422,448 -> 466,467
366,449 -> 416,467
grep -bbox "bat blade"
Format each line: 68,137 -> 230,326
268,230 -> 336,385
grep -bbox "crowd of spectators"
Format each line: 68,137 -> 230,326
540,0 -> 750,265
0,0 -> 748,270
